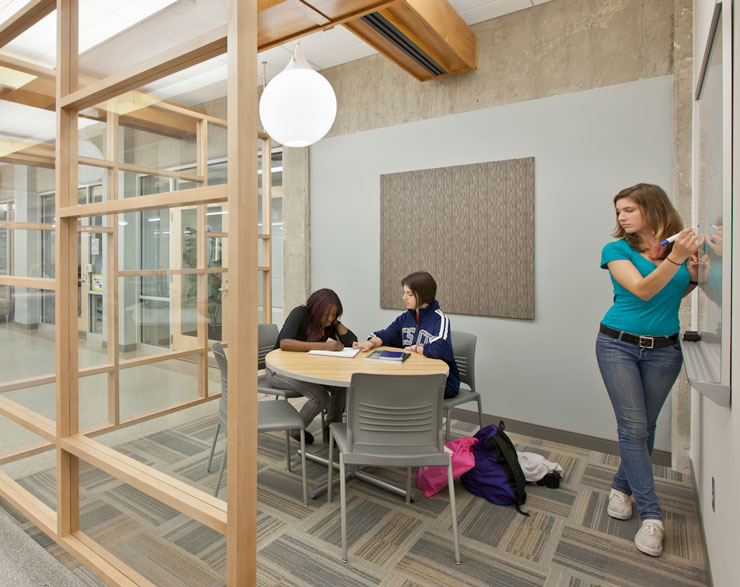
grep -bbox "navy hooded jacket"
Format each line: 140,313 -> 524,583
373,300 -> 460,398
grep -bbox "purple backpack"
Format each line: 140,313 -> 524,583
461,421 -> 529,516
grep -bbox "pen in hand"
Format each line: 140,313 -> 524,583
659,225 -> 699,246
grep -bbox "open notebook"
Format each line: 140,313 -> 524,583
307,347 -> 360,358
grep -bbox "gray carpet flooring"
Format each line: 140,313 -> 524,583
0,413 -> 712,586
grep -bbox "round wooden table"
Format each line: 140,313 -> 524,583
265,347 -> 449,387
265,347 -> 449,500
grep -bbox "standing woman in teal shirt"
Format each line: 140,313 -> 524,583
596,184 -> 703,557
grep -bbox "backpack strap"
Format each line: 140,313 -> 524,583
489,420 -> 529,516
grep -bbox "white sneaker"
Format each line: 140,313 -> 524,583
607,489 -> 633,520
635,520 -> 664,556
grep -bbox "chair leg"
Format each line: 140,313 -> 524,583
339,452 -> 347,562
476,396 -> 483,431
327,428 -> 334,503
285,430 -> 292,472
300,429 -> 307,506
214,445 -> 227,497
406,467 -> 412,504
206,422 -> 221,473
444,407 -> 451,443
447,459 -> 461,564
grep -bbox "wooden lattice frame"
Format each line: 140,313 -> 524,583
0,1 -> 259,583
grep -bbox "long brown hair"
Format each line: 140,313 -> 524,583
612,183 -> 683,256
305,288 -> 342,342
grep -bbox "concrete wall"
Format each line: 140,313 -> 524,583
322,0 -> 675,137
690,1 -> 739,583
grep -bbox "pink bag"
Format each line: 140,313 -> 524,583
417,437 -> 478,498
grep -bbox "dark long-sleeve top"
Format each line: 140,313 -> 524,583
274,305 -> 358,349
373,300 -> 460,397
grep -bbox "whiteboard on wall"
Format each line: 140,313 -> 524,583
685,0 -> 732,407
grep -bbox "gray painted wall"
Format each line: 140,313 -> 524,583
310,76 -> 674,449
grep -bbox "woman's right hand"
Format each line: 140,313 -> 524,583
324,339 -> 344,351
670,227 -> 705,262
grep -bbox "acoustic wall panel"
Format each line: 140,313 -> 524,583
380,157 -> 534,319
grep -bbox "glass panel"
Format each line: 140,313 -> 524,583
0,202 -> 11,317
206,205 -> 225,232
79,374 -> 109,432
75,470 -> 225,584
141,208 -> 170,298
207,273 -> 224,342
272,196 -> 283,311
119,359 -> 199,421
180,274 -> 198,338
120,126 -> 196,168
0,416 -> 57,511
5,229 -> 45,278
207,160 -> 227,186
140,299 -> 170,347
208,124 -> 227,163
181,209 -> 198,269
0,287 -> 54,383
4,382 -> 55,423
120,273 -> 208,359
79,327 -> 110,371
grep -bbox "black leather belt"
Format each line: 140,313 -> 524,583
599,324 -> 679,349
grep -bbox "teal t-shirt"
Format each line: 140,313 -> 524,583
600,239 -> 688,336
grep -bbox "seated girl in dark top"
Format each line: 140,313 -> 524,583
266,288 -> 357,444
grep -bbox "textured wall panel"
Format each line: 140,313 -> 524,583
380,158 -> 534,319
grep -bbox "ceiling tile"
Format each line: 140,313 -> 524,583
454,0 -> 532,25
311,44 -> 378,71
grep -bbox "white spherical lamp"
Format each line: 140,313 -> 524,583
259,44 -> 337,147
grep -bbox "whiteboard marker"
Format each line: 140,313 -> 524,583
659,226 -> 699,246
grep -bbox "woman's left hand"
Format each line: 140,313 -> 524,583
404,344 -> 424,355
687,252 -> 700,281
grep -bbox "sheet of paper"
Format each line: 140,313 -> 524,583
307,347 -> 360,358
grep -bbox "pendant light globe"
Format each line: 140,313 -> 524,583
259,44 -> 337,147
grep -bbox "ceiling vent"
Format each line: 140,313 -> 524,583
360,12 -> 447,77
343,0 -> 476,82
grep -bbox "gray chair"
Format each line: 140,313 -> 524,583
327,373 -> 460,564
444,330 -> 482,441
257,323 -> 301,401
207,342 -> 307,504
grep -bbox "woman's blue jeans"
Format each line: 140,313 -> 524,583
595,332 -> 683,521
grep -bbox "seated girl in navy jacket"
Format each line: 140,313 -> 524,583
354,271 -> 460,398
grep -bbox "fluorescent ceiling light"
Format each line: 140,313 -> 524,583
96,91 -> 163,116
2,0 -> 177,63
0,65 -> 36,89
0,137 -> 35,158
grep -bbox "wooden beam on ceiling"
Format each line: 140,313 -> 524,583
257,0 -> 398,51
0,54 -> 201,138
59,25 -> 228,111
0,51 -> 55,79
0,0 -> 55,48
343,0 -> 477,82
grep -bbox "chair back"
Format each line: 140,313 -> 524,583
345,373 -> 447,451
211,342 -> 229,425
451,330 -> 477,392
258,324 -> 279,370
